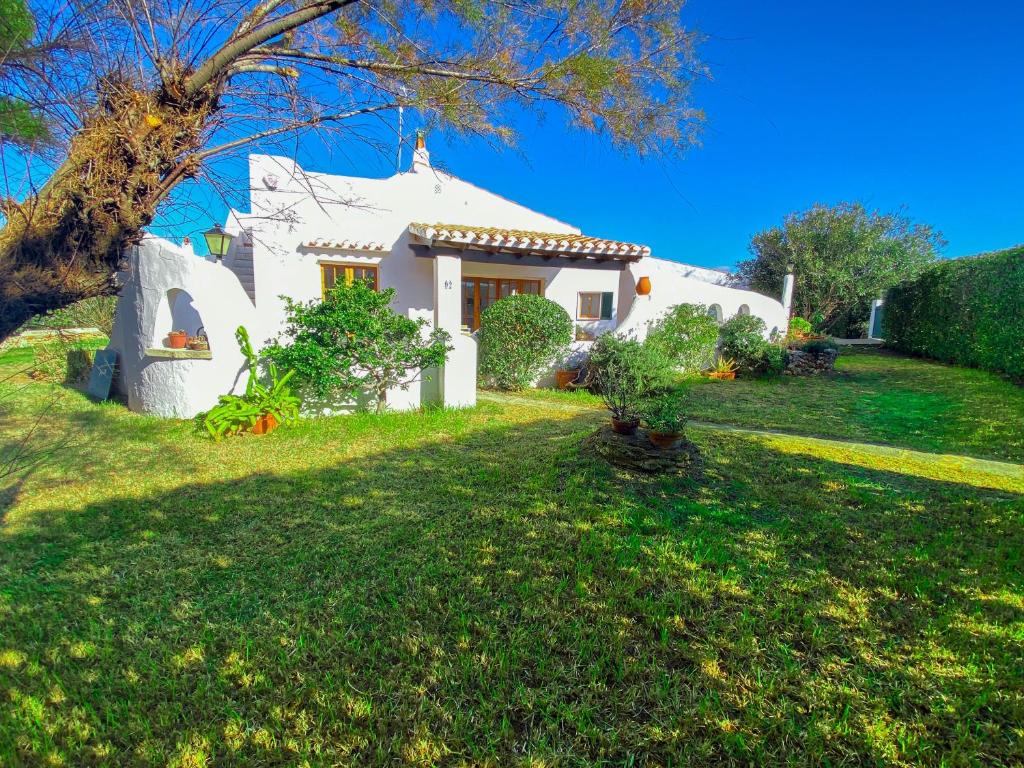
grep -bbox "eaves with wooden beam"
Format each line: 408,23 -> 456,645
407,223 -> 650,269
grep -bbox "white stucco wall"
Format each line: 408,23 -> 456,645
107,237 -> 261,418
619,257 -> 789,342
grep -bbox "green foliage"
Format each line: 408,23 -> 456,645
264,281 -> 450,413
590,333 -> 674,421
719,315 -> 785,376
478,294 -> 573,390
202,327 -> 301,439
24,296 -> 118,335
640,391 -> 687,433
884,245 -> 1024,378
0,0 -> 48,143
645,303 -> 719,374
787,316 -> 813,339
735,202 -> 942,336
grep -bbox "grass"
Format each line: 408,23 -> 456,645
0,346 -> 1022,765
533,348 -> 1024,463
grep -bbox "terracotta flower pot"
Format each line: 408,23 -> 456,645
251,413 -> 279,435
708,370 -> 736,381
168,331 -> 187,349
647,430 -> 682,449
555,369 -> 579,389
611,417 -> 639,435
636,275 -> 652,295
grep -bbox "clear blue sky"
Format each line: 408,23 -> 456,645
173,0 -> 1024,268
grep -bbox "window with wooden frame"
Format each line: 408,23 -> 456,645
577,291 -> 613,320
320,263 -> 378,297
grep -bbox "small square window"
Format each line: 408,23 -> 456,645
578,291 -> 613,320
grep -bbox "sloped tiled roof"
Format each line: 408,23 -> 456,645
408,223 -> 649,262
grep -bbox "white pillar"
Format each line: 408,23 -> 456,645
432,253 -> 476,408
781,272 -> 795,315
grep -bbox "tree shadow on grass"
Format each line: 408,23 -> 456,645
0,414 -> 1022,766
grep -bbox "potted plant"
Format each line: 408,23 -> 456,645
187,333 -> 209,351
590,334 -> 672,436
707,357 -> 737,380
168,329 -> 188,349
640,393 -> 687,449
202,327 -> 301,439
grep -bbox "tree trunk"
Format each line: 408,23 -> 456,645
375,385 -> 388,414
0,73 -> 215,341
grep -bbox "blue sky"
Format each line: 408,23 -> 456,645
174,0 -> 1024,268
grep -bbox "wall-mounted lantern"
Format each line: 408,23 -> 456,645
203,224 -> 234,260
636,276 -> 652,296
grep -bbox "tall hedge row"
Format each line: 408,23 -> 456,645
883,245 -> 1024,378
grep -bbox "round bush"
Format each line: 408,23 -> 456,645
478,294 -> 573,390
719,314 -> 785,376
645,303 -> 720,373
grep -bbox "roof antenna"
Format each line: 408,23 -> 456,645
395,86 -> 407,172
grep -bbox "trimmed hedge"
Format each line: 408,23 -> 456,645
883,245 -> 1024,378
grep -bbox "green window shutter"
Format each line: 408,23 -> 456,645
600,292 -> 613,320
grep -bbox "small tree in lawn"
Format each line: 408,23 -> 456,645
264,281 -> 451,414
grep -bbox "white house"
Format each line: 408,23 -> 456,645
108,135 -> 792,417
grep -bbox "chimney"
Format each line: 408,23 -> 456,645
781,264 -> 795,315
411,129 -> 431,172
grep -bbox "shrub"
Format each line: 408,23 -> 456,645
26,296 -> 117,335
264,281 -> 450,413
884,245 -> 1024,378
640,391 -> 687,434
788,316 -> 813,340
590,333 -> 674,422
645,303 -> 719,374
203,327 -> 301,439
719,315 -> 785,376
478,294 -> 573,390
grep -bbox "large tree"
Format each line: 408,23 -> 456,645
0,0 -> 707,340
734,202 -> 943,336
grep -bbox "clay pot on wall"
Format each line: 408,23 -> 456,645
168,330 -> 187,349
636,276 -> 652,296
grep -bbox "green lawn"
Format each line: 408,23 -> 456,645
534,348 -> 1024,463
1,346 -> 1022,766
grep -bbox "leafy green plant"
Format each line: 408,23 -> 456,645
263,281 -> 451,413
719,315 -> 785,376
788,316 -> 813,340
710,356 -> 738,374
884,244 -> 1024,378
202,326 -> 301,439
478,294 -> 573,390
640,392 -> 687,434
589,333 -> 673,422
645,303 -> 719,374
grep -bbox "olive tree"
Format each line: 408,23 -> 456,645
734,202 -> 942,336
